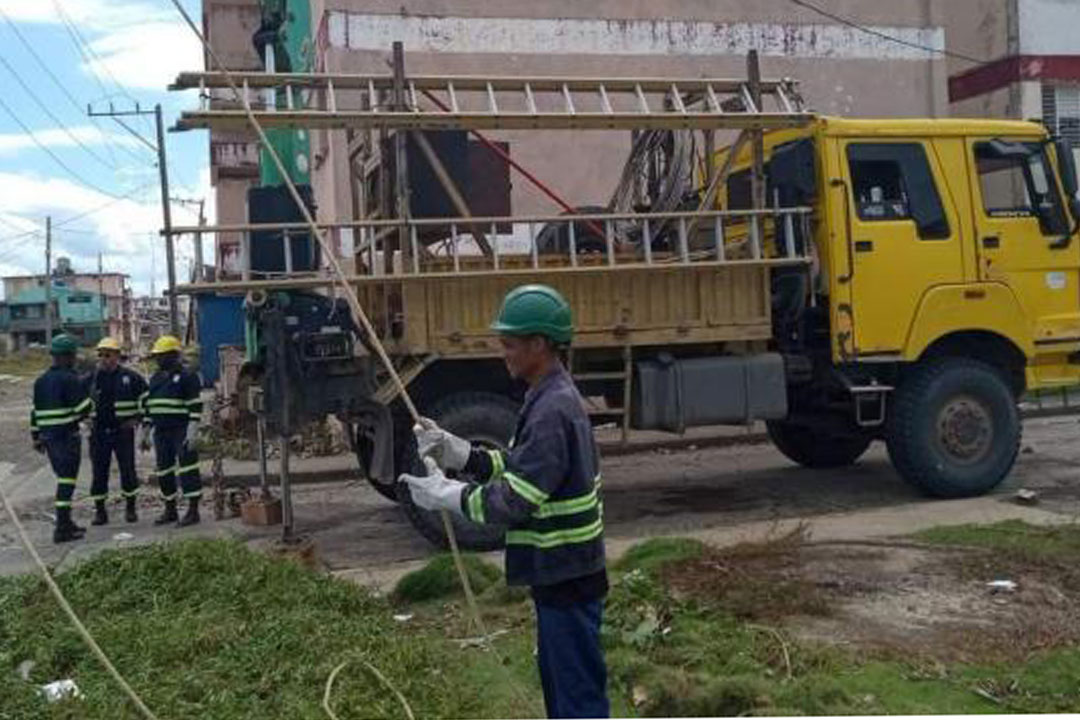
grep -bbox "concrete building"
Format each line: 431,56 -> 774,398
947,0 -> 1080,145
201,1 -> 1079,273
0,260 -> 132,351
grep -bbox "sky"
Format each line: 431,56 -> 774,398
0,0 -> 209,298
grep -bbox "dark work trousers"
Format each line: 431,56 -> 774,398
534,599 -> 610,719
44,431 -> 81,510
89,426 -> 139,501
153,425 -> 202,501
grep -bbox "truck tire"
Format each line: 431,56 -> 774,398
886,357 -> 1020,498
397,392 -> 519,552
766,421 -> 872,468
353,404 -> 415,502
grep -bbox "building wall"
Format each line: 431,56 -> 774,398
308,0 -> 953,222
206,0 -> 262,278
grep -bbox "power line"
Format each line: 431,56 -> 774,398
0,5 -> 136,168
0,53 -> 116,169
52,0 -> 156,137
0,95 -> 129,198
787,0 -> 987,66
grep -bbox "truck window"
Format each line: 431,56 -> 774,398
847,143 -> 950,240
974,141 -> 1069,236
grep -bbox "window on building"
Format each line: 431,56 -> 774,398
68,295 -> 92,304
846,143 -> 950,239
975,141 -> 1069,236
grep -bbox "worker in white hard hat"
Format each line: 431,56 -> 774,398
83,337 -> 147,525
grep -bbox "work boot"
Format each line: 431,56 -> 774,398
125,497 -> 138,523
91,500 -> 108,526
177,498 -> 200,528
53,508 -> 86,544
153,500 -> 178,526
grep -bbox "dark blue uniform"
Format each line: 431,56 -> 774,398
31,366 -> 93,513
459,366 -> 608,719
142,366 -> 202,503
84,366 -> 147,502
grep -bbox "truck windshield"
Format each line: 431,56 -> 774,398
975,141 -> 1070,236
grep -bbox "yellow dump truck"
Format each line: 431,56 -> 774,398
171,61 -> 1080,549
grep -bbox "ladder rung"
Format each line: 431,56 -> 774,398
587,408 -> 626,417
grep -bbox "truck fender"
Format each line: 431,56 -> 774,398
902,283 -> 1034,361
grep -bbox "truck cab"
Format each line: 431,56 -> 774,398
721,117 -> 1080,498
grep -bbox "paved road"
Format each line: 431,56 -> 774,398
2,372 -> 1078,585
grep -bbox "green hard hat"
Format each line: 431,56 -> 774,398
490,284 -> 573,344
50,334 -> 79,355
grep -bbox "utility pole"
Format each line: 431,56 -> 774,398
44,216 -> 52,342
98,252 -> 105,341
154,104 -> 178,335
88,101 -> 178,334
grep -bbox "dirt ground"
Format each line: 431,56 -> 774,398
664,532 -> 1080,668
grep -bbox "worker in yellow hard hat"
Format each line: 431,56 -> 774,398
140,335 -> 204,526
83,337 -> 147,525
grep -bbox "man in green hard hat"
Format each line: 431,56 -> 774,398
401,284 -> 609,718
31,334 -> 94,543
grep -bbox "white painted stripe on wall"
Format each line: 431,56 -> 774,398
327,12 -> 944,61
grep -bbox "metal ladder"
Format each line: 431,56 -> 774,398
568,346 -> 633,444
171,71 -> 811,132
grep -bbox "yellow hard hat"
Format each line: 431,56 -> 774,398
150,335 -> 182,355
96,337 -> 121,352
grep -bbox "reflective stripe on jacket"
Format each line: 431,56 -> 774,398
32,366 -> 92,437
84,366 -> 148,427
142,366 -> 202,429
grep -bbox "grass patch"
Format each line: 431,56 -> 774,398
5,525 -> 1080,718
916,520 -> 1080,561
0,350 -> 50,378
0,540 -> 538,719
613,537 -> 707,575
392,553 -> 503,604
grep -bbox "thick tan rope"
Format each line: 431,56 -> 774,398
164,0 -> 491,645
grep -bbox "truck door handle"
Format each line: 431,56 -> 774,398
854,240 -> 874,253
982,236 -> 1000,249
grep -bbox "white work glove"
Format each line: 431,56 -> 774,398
184,422 -> 199,450
138,425 -> 152,453
400,457 -> 467,516
413,418 -> 471,471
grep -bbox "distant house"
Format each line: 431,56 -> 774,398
0,259 -> 132,351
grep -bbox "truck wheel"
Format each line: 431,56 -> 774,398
766,421 -> 872,468
886,358 -> 1020,498
397,392 -> 519,552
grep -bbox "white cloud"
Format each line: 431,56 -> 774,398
0,171 -> 212,296
2,0 -> 201,93
0,0 -> 168,32
85,21 -> 203,92
0,125 -> 145,155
